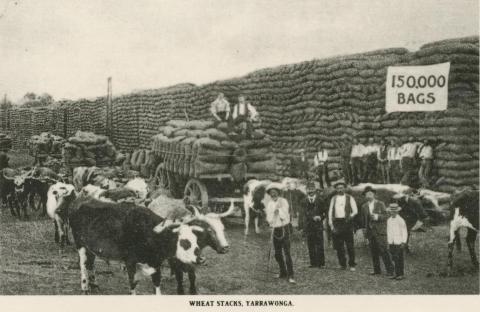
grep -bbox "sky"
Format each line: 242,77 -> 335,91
0,0 -> 478,102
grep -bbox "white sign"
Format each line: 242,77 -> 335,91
385,62 -> 450,112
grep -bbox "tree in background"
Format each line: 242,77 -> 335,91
21,92 -> 54,108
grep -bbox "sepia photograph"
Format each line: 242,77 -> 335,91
0,0 -> 479,302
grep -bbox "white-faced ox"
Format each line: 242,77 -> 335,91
148,196 -> 236,294
447,189 -> 479,273
47,182 -> 205,295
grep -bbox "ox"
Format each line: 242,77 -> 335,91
12,167 -> 61,217
72,166 -> 117,192
243,178 -> 307,235
80,177 -> 151,206
0,168 -> 20,217
447,189 -> 479,273
148,196 -> 236,294
47,182 -> 204,295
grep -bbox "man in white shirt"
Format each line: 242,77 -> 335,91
232,95 -> 259,138
313,145 -> 330,189
386,203 -> 408,280
387,139 -> 402,183
265,183 -> 296,284
210,93 -> 231,124
400,137 -> 421,186
350,138 -> 365,185
328,181 -> 358,271
418,139 -> 434,187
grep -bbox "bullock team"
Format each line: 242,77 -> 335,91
1,159 -> 478,294
1,163 -> 235,295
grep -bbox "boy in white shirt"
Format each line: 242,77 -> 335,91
386,203 -> 408,280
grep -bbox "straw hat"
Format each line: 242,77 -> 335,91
266,182 -> 284,195
387,203 -> 402,212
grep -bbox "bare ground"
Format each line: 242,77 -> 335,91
0,209 -> 478,295
1,150 -> 477,295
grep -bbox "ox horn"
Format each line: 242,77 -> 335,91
181,205 -> 201,224
153,219 -> 174,233
208,199 -> 237,219
2,172 -> 14,180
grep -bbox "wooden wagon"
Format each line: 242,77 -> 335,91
151,139 -> 276,214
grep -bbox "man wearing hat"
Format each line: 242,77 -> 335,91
393,192 -> 428,232
386,203 -> 408,280
265,183 -> 296,284
328,181 -> 359,271
361,186 -> 394,276
298,181 -> 328,268
418,139 -> 434,187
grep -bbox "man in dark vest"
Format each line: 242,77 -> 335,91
328,181 -> 358,271
361,186 -> 394,276
298,181 -> 328,268
232,95 -> 258,138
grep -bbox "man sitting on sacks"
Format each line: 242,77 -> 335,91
210,92 -> 231,125
232,95 -> 259,138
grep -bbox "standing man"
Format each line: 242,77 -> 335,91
351,138 -> 365,185
388,139 -> 402,184
364,137 -> 379,183
289,149 -> 309,180
418,139 -> 434,187
400,137 -> 421,187
0,150 -> 9,170
298,182 -> 327,268
377,139 -> 389,184
361,186 -> 394,276
386,203 -> 408,280
265,183 -> 296,284
232,95 -> 259,137
314,144 -> 330,189
328,181 -> 358,271
210,92 -> 231,125
338,136 -> 353,185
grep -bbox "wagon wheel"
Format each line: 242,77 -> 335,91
184,178 -> 209,210
154,163 -> 168,189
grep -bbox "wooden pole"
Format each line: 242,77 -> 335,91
106,77 -> 113,142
